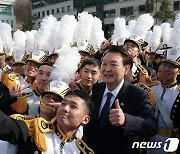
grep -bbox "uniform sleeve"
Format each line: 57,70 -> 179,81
0,82 -> 17,115
122,92 -> 158,137
0,110 -> 28,144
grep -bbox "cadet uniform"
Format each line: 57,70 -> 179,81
0,79 -> 93,154
0,112 -> 94,154
2,50 -> 48,115
130,63 -> 149,84
75,82 -> 92,95
148,48 -> 180,154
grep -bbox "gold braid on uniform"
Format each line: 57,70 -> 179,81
161,81 -> 177,89
24,117 -> 55,151
79,82 -> 91,94
136,63 -> 149,82
40,96 -> 56,112
76,138 -> 95,154
56,124 -> 75,142
137,82 -> 155,105
10,114 -> 35,121
11,91 -> 33,113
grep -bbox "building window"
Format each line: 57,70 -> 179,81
104,9 -> 116,18
62,7 -> 65,12
47,10 -> 49,15
127,7 -> 133,15
42,11 -> 45,17
56,8 -> 59,13
174,1 -> 180,11
52,9 -> 54,14
120,7 -> 133,16
0,6 -> 12,15
120,8 -> 126,16
38,12 -> 41,18
67,6 -> 71,11
139,5 -> 146,14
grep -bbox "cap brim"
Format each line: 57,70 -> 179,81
162,59 -> 180,68
124,39 -> 140,49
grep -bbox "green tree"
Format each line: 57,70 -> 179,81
22,14 -> 38,31
154,0 -> 175,22
146,0 -> 154,13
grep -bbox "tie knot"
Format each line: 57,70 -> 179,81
107,92 -> 113,100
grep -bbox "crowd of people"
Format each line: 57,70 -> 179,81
0,12 -> 179,154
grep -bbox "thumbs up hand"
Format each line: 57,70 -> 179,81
109,99 -> 125,126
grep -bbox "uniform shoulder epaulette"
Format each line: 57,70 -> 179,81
136,63 -> 148,75
8,74 -> 20,81
10,114 -> 35,121
2,68 -> 13,74
24,117 -> 55,151
147,80 -> 160,87
76,138 -> 95,154
137,82 -> 156,106
3,65 -> 11,72
17,91 -> 34,99
37,117 -> 55,134
137,82 -> 151,93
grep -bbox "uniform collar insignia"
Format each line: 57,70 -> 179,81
161,82 -> 177,89
79,82 -> 91,94
56,124 -> 75,142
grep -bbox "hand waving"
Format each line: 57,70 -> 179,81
9,77 -> 31,98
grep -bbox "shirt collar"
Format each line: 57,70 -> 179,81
103,79 -> 124,98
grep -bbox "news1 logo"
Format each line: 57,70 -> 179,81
132,138 -> 179,152
164,138 -> 179,152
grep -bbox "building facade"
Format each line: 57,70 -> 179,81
32,0 -> 180,38
0,0 -> 16,32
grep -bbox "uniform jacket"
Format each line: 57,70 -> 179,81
0,111 -> 94,154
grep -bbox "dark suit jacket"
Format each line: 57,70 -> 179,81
85,81 -> 158,154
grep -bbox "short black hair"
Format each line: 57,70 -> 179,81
79,58 -> 100,70
38,61 -> 54,69
103,45 -> 133,66
65,90 -> 94,116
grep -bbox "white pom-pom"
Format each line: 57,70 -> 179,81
73,12 -> 93,46
35,15 -> 57,51
161,23 -> 172,46
112,17 -> 130,45
149,26 -> 162,51
131,14 -> 154,39
13,30 -> 27,61
51,45 -> 81,84
89,17 -> 105,51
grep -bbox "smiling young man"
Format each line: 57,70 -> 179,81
0,90 -> 94,154
123,38 -> 151,84
75,58 -> 101,95
148,48 -> 180,153
85,45 -> 157,154
1,62 -> 54,116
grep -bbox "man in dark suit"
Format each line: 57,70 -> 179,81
85,45 -> 158,154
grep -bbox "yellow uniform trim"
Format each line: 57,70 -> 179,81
76,138 -> 95,154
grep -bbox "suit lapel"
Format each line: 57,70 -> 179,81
111,81 -> 129,109
92,83 -> 106,127
100,81 -> 129,132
